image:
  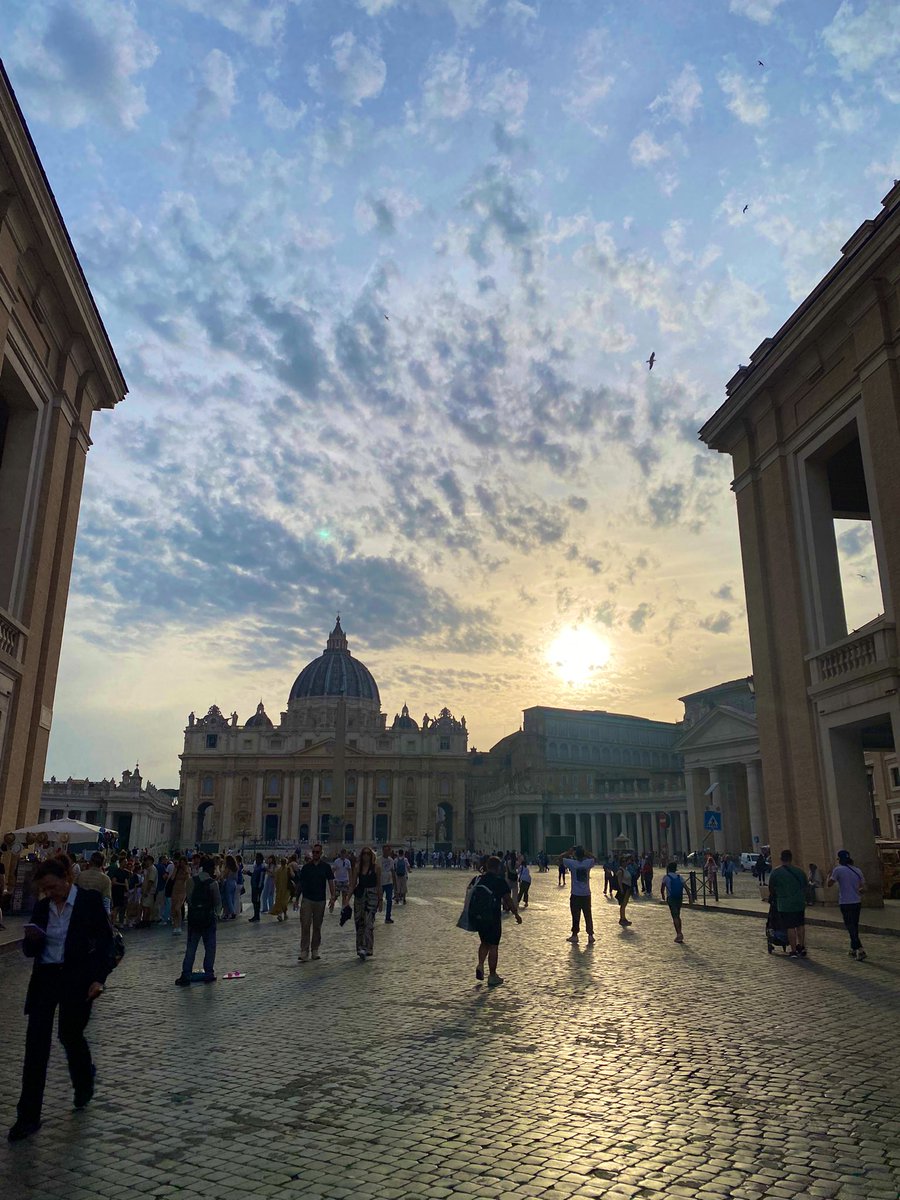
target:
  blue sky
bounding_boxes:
[3,0,896,787]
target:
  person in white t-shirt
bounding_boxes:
[561,846,595,944]
[331,851,352,911]
[827,849,867,961]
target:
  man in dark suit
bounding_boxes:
[8,856,113,1142]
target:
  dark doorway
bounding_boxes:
[196,801,213,844]
[263,814,279,841]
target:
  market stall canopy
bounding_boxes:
[7,818,117,839]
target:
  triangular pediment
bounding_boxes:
[675,705,758,752]
[292,738,366,758]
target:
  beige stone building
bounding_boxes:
[39,767,177,855]
[178,618,469,851]
[700,181,900,903]
[468,705,689,857]
[675,678,767,856]
[0,66,126,837]
[866,750,900,842]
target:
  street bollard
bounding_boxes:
[688,871,698,902]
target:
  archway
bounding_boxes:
[196,801,213,844]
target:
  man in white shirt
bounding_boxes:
[827,849,867,961]
[331,849,352,911]
[380,847,397,923]
[561,845,595,944]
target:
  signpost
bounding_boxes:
[703,810,722,832]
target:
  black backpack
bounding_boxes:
[467,877,497,926]
[187,878,216,929]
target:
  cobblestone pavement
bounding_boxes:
[2,869,899,1200]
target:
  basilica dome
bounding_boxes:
[289,617,380,705]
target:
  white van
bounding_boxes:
[739,852,760,871]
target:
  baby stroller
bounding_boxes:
[765,899,789,954]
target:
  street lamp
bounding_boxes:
[237,827,252,857]
[423,827,433,856]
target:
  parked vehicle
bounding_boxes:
[740,852,761,871]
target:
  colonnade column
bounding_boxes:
[291,774,302,841]
[708,765,725,854]
[354,774,364,844]
[744,759,765,851]
[253,776,263,842]
[309,776,320,845]
[685,768,706,852]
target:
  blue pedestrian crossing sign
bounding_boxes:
[703,810,722,831]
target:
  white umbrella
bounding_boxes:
[7,817,117,840]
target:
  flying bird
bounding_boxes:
[384,313,389,320]
[857,574,868,580]
[758,59,765,67]
[742,204,749,213]
[646,352,656,371]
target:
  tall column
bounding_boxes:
[221,774,235,847]
[253,776,263,841]
[650,812,659,854]
[685,768,706,851]
[290,774,301,841]
[354,773,364,844]
[679,809,689,856]
[391,773,402,845]
[605,812,613,857]
[309,775,320,845]
[744,759,766,851]
[708,766,725,854]
[635,812,645,855]
[280,775,291,843]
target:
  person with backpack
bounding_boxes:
[660,861,691,943]
[394,851,409,905]
[827,850,867,961]
[468,856,522,987]
[175,857,220,985]
[767,849,808,959]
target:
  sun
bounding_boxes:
[546,626,612,686]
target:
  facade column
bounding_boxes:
[605,812,613,857]
[290,774,301,842]
[679,809,689,856]
[708,766,725,854]
[635,812,645,855]
[280,774,291,843]
[253,776,263,842]
[650,812,659,855]
[744,759,766,851]
[309,775,320,845]
[391,773,402,846]
[685,768,706,851]
[353,773,364,844]
[535,808,545,855]
[221,773,235,847]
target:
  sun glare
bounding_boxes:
[546,627,612,686]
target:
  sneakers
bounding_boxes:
[203,975,217,983]
[7,1120,41,1143]
[566,935,579,943]
[487,973,504,987]
[385,917,394,923]
[587,935,596,944]
[475,966,485,981]
[248,916,260,923]
[298,953,309,962]
[856,949,867,962]
[849,949,857,959]
[174,976,191,987]
[619,918,632,926]
[311,954,321,961]
[674,934,684,943]
[357,950,367,961]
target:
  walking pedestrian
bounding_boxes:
[261,855,276,913]
[640,853,654,895]
[704,854,719,902]
[249,853,266,922]
[331,848,352,911]
[660,861,690,942]
[561,845,595,944]
[9,858,113,1142]
[175,856,220,985]
[394,851,409,904]
[169,853,190,935]
[108,853,130,928]
[616,857,633,927]
[380,846,396,923]
[221,855,239,920]
[827,850,866,961]
[467,856,522,986]
[296,843,335,962]
[517,857,531,907]
[270,857,292,922]
[139,854,158,926]
[767,850,808,959]
[350,847,382,960]
[722,855,736,896]
[557,857,566,887]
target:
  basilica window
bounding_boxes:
[322,774,332,797]
[439,737,450,750]
[439,777,451,796]
[405,776,416,795]
[301,775,312,798]
[346,774,356,797]
[206,735,218,749]
[239,776,250,798]
[376,775,390,796]
[266,773,280,795]
[201,776,214,797]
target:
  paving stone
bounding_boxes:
[0,870,898,1200]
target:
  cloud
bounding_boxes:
[728,0,785,22]
[259,91,306,130]
[823,1,900,103]
[700,611,734,634]
[313,32,387,106]
[629,130,670,167]
[649,64,702,126]
[718,68,769,126]
[628,602,655,633]
[562,27,615,136]
[176,0,288,47]
[354,187,423,235]
[713,583,735,601]
[198,49,238,119]
[8,0,158,130]
[421,48,473,122]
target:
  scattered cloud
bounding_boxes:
[649,64,702,126]
[176,0,289,46]
[717,67,769,126]
[728,0,785,22]
[8,0,158,130]
[700,611,734,634]
[312,31,387,106]
[562,27,615,136]
[823,1,900,103]
[258,91,306,130]
[628,602,655,632]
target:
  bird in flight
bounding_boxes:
[758,59,765,67]
[646,352,656,371]
[857,573,868,580]
[742,204,749,213]
[384,313,389,320]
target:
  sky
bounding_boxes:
[2,0,896,789]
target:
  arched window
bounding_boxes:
[266,773,280,795]
[405,776,416,795]
[377,775,390,796]
[548,741,557,758]
[201,775,214,797]
[239,776,250,797]
[301,774,312,798]
[322,774,332,797]
[346,773,356,797]
[298,823,309,842]
[559,743,568,759]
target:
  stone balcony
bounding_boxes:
[807,616,899,702]
[0,606,26,671]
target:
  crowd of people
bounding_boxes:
[5,836,872,1144]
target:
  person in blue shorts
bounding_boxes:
[660,861,691,943]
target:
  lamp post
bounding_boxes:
[238,827,252,857]
[423,827,432,857]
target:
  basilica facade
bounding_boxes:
[178,619,469,851]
